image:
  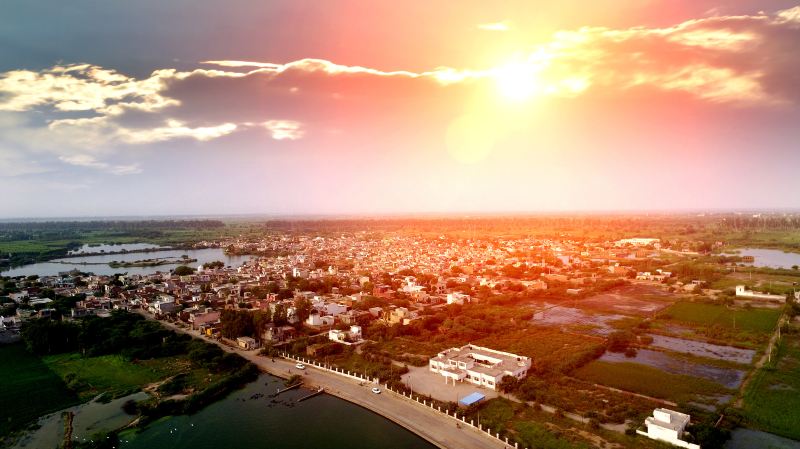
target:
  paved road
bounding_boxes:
[148,316,511,449]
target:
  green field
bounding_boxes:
[662,302,781,333]
[42,353,186,401]
[0,344,80,439]
[572,361,731,403]
[742,331,800,440]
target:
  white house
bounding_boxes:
[306,313,335,327]
[328,325,363,345]
[637,409,699,449]
[429,344,531,391]
[446,292,471,305]
[735,285,794,302]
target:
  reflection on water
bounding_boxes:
[648,335,755,365]
[13,392,148,449]
[738,248,800,269]
[600,349,745,389]
[725,428,800,449]
[120,374,435,449]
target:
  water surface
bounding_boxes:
[600,349,745,388]
[119,374,435,449]
[738,248,800,269]
[1,247,252,277]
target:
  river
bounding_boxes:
[0,246,253,277]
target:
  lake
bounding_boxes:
[737,248,800,269]
[0,246,253,277]
[117,374,435,449]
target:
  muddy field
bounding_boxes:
[577,284,676,316]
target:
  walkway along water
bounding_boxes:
[147,314,514,449]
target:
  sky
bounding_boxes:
[1,0,799,218]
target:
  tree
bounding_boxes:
[174,265,195,276]
[294,297,312,323]
[203,260,225,270]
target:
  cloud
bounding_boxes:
[477,22,510,32]
[0,3,798,174]
[0,64,178,114]
[59,154,142,175]
[263,120,304,140]
[0,148,51,177]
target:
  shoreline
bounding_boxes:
[149,317,509,449]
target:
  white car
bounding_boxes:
[295,363,306,370]
[371,387,381,394]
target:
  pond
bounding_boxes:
[600,349,746,389]
[117,374,435,449]
[13,391,149,449]
[725,428,800,449]
[531,304,626,336]
[648,335,756,365]
[737,248,800,269]
[1,247,253,277]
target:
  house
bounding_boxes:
[386,307,418,325]
[306,312,335,327]
[428,344,531,391]
[446,292,470,305]
[735,285,795,302]
[237,336,259,350]
[636,409,699,449]
[328,325,364,345]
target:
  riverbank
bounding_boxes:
[149,317,508,449]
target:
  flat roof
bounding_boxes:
[459,392,485,406]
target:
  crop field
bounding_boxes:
[0,344,80,438]
[742,331,800,440]
[661,302,781,333]
[572,360,732,404]
[42,353,182,401]
[474,328,605,373]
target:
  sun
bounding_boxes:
[493,58,542,102]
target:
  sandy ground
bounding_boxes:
[401,365,499,403]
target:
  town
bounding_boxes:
[3,216,800,449]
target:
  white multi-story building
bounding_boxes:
[637,409,699,449]
[428,344,531,390]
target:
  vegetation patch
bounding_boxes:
[42,353,179,401]
[742,329,800,440]
[663,302,780,333]
[0,344,80,440]
[573,360,731,403]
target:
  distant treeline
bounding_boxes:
[0,219,224,236]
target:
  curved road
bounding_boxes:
[149,316,511,449]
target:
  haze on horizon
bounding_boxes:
[1,0,799,218]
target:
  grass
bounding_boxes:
[572,360,732,403]
[474,328,605,373]
[742,331,800,440]
[0,344,80,439]
[42,353,181,401]
[662,302,781,333]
